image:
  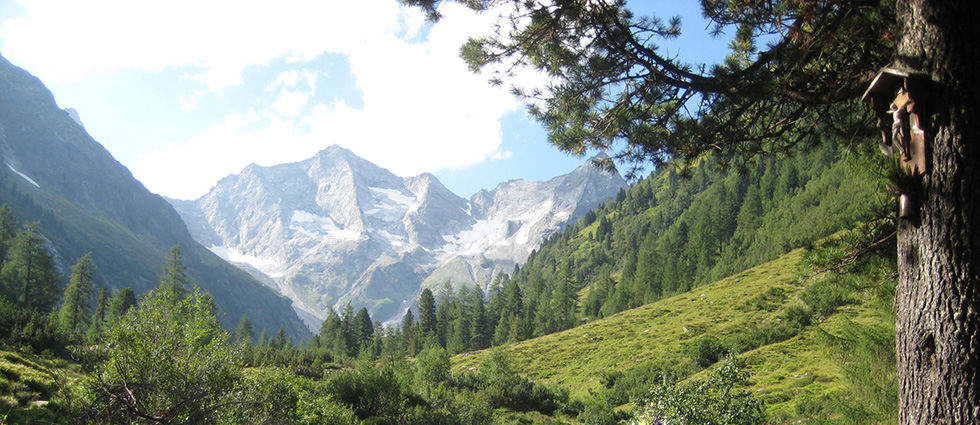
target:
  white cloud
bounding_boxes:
[269,69,320,93]
[1,0,404,89]
[491,150,513,160]
[3,0,532,200]
[272,91,310,118]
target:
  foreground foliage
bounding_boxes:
[78,286,241,424]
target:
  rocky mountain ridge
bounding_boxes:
[170,146,627,328]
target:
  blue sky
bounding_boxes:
[0,0,731,200]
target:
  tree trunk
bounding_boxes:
[895,0,980,423]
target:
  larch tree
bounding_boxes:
[3,222,59,312]
[235,314,254,346]
[0,204,16,277]
[59,253,95,334]
[404,0,978,422]
[159,245,190,300]
[89,285,110,336]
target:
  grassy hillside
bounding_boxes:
[0,350,80,424]
[454,241,897,423]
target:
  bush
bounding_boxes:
[600,362,672,407]
[0,299,71,355]
[800,279,851,317]
[415,346,450,386]
[630,356,765,425]
[467,350,569,414]
[685,335,727,368]
[80,287,244,424]
[782,304,813,329]
[578,396,617,425]
[327,363,415,421]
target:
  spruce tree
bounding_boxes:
[320,308,342,340]
[418,288,437,337]
[353,307,373,350]
[401,309,419,357]
[340,302,355,356]
[469,287,491,350]
[106,287,137,323]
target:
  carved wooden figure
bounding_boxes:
[862,68,930,177]
[863,69,932,220]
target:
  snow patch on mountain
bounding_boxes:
[6,163,40,188]
[440,219,500,256]
[209,245,285,278]
[369,187,420,211]
[290,210,362,241]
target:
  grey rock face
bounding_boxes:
[171,146,627,328]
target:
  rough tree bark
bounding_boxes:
[894,0,980,423]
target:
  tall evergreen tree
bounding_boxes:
[159,245,190,299]
[469,287,491,350]
[2,222,59,312]
[320,307,342,340]
[492,314,511,347]
[418,288,437,338]
[59,253,95,333]
[257,329,269,347]
[235,314,254,345]
[106,287,137,323]
[353,307,374,350]
[401,308,420,357]
[0,204,16,279]
[274,326,288,349]
[633,234,661,306]
[499,277,523,319]
[552,265,578,331]
[401,308,415,332]
[338,302,356,357]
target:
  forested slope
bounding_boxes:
[483,141,887,346]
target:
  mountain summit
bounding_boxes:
[171,147,627,327]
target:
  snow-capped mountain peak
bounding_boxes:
[170,146,627,328]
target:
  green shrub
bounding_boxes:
[578,396,617,425]
[80,287,244,424]
[415,346,451,386]
[631,356,765,425]
[782,304,813,329]
[601,362,672,407]
[800,279,851,317]
[327,364,414,421]
[685,335,727,368]
[462,350,569,414]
